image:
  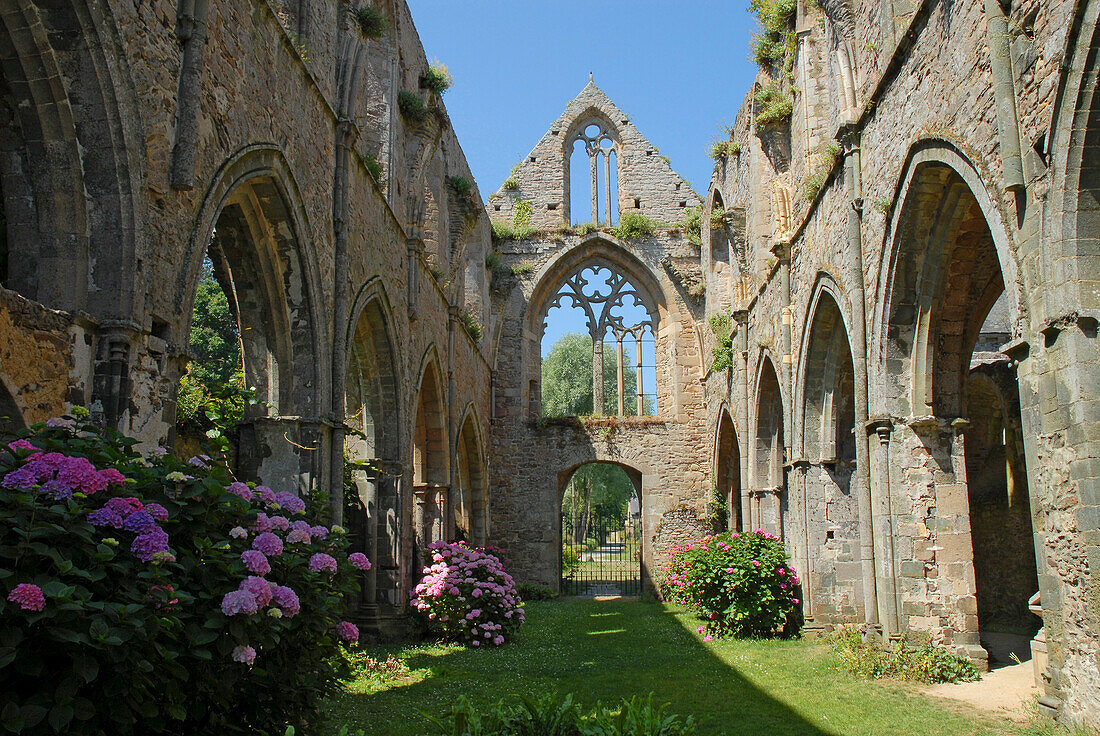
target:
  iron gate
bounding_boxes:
[561,512,642,596]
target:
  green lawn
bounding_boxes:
[323,598,1047,736]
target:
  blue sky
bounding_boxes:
[407,1,759,366]
[408,1,759,197]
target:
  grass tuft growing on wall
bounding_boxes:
[351,5,385,39]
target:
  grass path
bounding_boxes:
[324,599,1042,736]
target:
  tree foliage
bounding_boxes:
[541,333,648,417]
[562,463,636,526]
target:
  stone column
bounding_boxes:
[589,145,599,223]
[635,336,644,416]
[592,328,604,415]
[868,416,900,636]
[616,333,625,416]
[603,149,613,224]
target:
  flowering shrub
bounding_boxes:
[0,414,366,734]
[411,540,525,646]
[661,529,800,639]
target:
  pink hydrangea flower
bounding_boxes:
[274,492,305,514]
[254,485,277,506]
[238,576,273,607]
[227,482,252,501]
[310,525,329,541]
[336,621,359,643]
[7,583,45,612]
[240,550,271,576]
[99,468,127,487]
[271,586,299,617]
[308,553,337,574]
[348,552,372,570]
[7,439,35,452]
[269,516,290,532]
[287,528,311,545]
[231,645,256,665]
[252,532,283,557]
[252,513,273,534]
[220,589,258,616]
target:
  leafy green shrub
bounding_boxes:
[512,200,534,240]
[351,5,385,39]
[502,177,519,191]
[362,151,384,183]
[516,583,557,601]
[801,142,842,201]
[710,335,734,373]
[426,693,696,736]
[421,62,453,95]
[511,263,532,276]
[830,629,981,684]
[755,82,793,127]
[562,544,579,576]
[491,221,514,241]
[709,203,727,231]
[0,414,364,734]
[574,222,598,236]
[662,530,800,639]
[749,0,798,69]
[680,206,702,246]
[610,212,657,240]
[708,140,741,162]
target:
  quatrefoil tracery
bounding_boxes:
[546,265,654,343]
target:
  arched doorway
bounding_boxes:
[560,461,642,597]
[715,409,742,531]
[752,356,785,537]
[345,293,401,615]
[878,152,1038,666]
[453,411,488,545]
[413,356,447,558]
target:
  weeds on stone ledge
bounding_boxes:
[351,5,385,39]
[421,62,453,95]
[755,81,794,127]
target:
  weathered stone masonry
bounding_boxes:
[0,0,1097,728]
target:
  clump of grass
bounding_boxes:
[750,0,798,69]
[447,176,472,198]
[873,197,892,214]
[830,629,981,684]
[363,151,383,183]
[421,62,453,95]
[491,221,514,241]
[351,5,386,39]
[502,177,519,191]
[755,81,793,127]
[801,142,842,201]
[398,90,426,119]
[710,203,728,231]
[459,310,482,342]
[709,139,741,162]
[574,222,598,236]
[611,211,657,240]
[511,263,532,276]
[681,205,703,246]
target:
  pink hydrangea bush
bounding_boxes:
[411,540,525,646]
[0,414,368,734]
[662,530,801,639]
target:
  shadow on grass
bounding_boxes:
[324,599,839,736]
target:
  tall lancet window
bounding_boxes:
[568,123,618,226]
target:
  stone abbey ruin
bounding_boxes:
[0,0,1097,727]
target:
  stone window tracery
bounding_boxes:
[541,263,656,417]
[568,120,618,226]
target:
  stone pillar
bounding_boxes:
[235,416,330,497]
[735,310,752,534]
[592,329,604,415]
[603,150,613,224]
[589,145,599,223]
[635,336,644,416]
[868,416,900,636]
[792,459,814,621]
[616,333,625,416]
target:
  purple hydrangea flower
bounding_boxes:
[290,520,311,533]
[99,468,127,487]
[252,532,283,557]
[336,621,359,643]
[252,513,273,534]
[131,527,170,562]
[41,480,72,500]
[7,583,45,612]
[274,492,305,514]
[144,503,168,522]
[87,507,124,529]
[348,552,372,571]
[227,482,252,501]
[238,576,273,607]
[310,525,329,541]
[7,439,35,452]
[105,497,143,517]
[308,553,337,574]
[271,585,300,617]
[2,466,37,490]
[269,516,290,532]
[187,456,209,469]
[122,511,157,534]
[241,550,271,576]
[220,589,258,616]
[254,485,277,506]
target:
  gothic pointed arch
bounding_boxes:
[714,405,742,531]
[454,404,488,545]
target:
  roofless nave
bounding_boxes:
[0,0,1095,727]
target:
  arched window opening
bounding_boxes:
[453,414,488,545]
[413,360,447,557]
[753,358,785,537]
[802,293,856,470]
[174,174,318,486]
[344,298,401,614]
[715,411,742,532]
[540,264,657,417]
[568,121,618,226]
[560,461,641,596]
